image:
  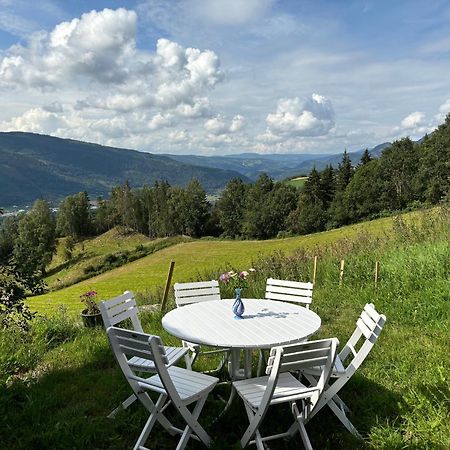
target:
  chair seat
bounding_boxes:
[139,366,219,403]
[301,355,346,378]
[128,346,189,372]
[234,372,319,409]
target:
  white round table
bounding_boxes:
[162,299,321,379]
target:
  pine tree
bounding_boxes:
[359,148,372,166]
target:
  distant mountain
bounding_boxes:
[0,132,250,207]
[163,142,391,181]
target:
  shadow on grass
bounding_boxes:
[45,253,92,278]
[0,348,429,450]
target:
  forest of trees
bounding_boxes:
[1,114,449,280]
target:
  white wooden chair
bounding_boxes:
[301,303,387,438]
[233,338,338,450]
[107,326,219,450]
[174,280,229,371]
[100,291,188,417]
[258,278,315,375]
[265,278,314,308]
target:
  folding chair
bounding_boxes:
[265,278,314,308]
[258,278,315,375]
[174,280,229,371]
[233,338,338,450]
[100,291,188,417]
[107,326,219,449]
[301,303,387,438]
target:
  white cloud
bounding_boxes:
[204,114,245,135]
[0,106,67,134]
[0,8,137,89]
[400,111,425,129]
[265,94,335,137]
[168,129,189,142]
[436,99,450,121]
[148,112,172,130]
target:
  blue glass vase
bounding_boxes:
[232,287,245,319]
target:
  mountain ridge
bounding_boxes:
[0,132,249,207]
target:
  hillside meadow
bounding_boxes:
[30,214,395,315]
[1,206,448,449]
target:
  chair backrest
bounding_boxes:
[174,280,221,307]
[107,326,185,407]
[100,291,143,333]
[107,326,169,386]
[267,338,338,396]
[265,278,313,308]
[339,303,386,377]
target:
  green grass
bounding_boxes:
[29,214,397,315]
[2,206,449,449]
[45,227,189,291]
[285,176,308,188]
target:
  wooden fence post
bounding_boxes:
[312,256,318,285]
[374,261,380,288]
[339,259,345,286]
[160,260,175,313]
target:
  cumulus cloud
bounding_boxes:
[265,94,335,137]
[400,111,425,129]
[436,99,450,121]
[0,106,68,134]
[204,114,245,135]
[0,8,136,88]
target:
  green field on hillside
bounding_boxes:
[29,215,395,314]
[285,176,308,188]
[45,228,188,291]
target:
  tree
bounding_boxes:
[216,178,248,237]
[110,181,138,230]
[344,159,384,221]
[288,168,327,234]
[328,151,354,226]
[378,138,420,210]
[56,191,92,238]
[183,178,209,237]
[359,148,372,167]
[92,197,115,234]
[13,199,56,275]
[319,165,335,208]
[0,214,20,264]
[242,173,274,239]
[416,115,450,203]
[0,264,42,330]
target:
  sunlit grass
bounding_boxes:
[30,214,398,315]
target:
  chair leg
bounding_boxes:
[176,395,208,450]
[138,391,177,436]
[133,393,168,450]
[107,393,137,418]
[328,398,362,439]
[241,402,270,449]
[292,402,313,450]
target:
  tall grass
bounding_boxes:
[1,206,448,449]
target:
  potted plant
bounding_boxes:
[80,290,103,327]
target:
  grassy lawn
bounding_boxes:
[2,206,449,449]
[29,215,395,315]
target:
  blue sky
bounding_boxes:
[0,0,449,155]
